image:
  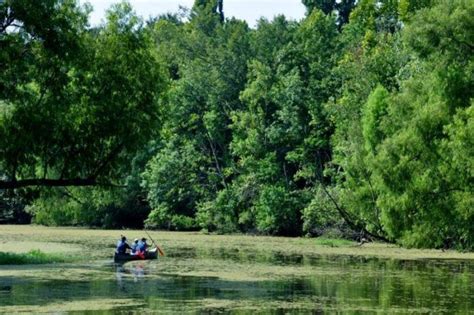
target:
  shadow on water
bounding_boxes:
[0,249,473,313]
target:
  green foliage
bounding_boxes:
[302,0,356,26]
[313,237,354,247]
[143,141,204,230]
[30,195,76,226]
[27,141,155,228]
[0,250,70,265]
[253,185,304,236]
[142,7,251,231]
[29,186,134,227]
[333,0,473,249]
[362,86,390,153]
[302,186,344,237]
[0,0,165,187]
[2,0,472,250]
[398,0,433,21]
[196,187,240,233]
[374,0,473,249]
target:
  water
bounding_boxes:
[0,248,473,314]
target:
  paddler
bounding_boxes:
[131,238,140,255]
[115,236,132,255]
[137,237,148,254]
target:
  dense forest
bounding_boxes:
[0,0,472,250]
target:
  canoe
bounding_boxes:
[114,248,158,263]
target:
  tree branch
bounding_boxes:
[1,16,15,33]
[89,141,126,179]
[0,178,126,190]
[62,187,85,205]
[320,183,391,243]
[206,131,227,189]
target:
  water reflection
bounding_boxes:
[0,249,473,313]
[115,262,146,284]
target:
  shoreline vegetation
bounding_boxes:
[0,225,473,265]
[0,1,472,312]
[1,0,472,251]
[0,250,72,265]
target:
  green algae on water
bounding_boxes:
[0,225,473,314]
[1,225,473,261]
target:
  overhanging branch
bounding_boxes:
[320,183,391,243]
[0,178,126,190]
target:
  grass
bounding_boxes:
[0,249,71,265]
[313,237,354,247]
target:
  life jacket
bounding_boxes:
[136,251,145,259]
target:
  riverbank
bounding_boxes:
[1,225,473,262]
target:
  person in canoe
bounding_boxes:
[138,237,148,252]
[131,238,140,255]
[139,236,165,256]
[116,236,132,255]
[134,237,148,259]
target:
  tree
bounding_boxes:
[202,11,342,236]
[334,0,473,248]
[142,6,251,230]
[0,1,166,190]
[326,0,415,241]
[370,0,473,249]
[302,0,356,27]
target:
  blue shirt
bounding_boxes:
[137,241,147,252]
[116,240,131,254]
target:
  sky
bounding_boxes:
[82,0,307,27]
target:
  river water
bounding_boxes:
[0,248,473,313]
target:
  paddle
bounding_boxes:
[144,230,165,256]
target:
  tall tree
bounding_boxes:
[333,0,473,248]
[302,0,356,26]
[142,6,251,230]
[0,1,165,190]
